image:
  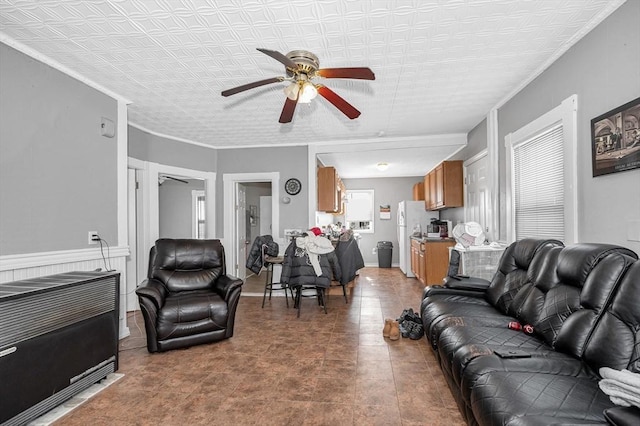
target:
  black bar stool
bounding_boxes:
[261,247,291,308]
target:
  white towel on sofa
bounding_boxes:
[599,367,640,408]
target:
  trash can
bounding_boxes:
[377,241,393,268]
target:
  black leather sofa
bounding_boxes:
[136,239,243,353]
[420,238,640,426]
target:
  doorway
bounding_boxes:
[240,182,273,280]
[223,172,280,278]
[127,158,216,312]
[158,174,205,239]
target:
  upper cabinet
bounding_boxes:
[317,166,345,213]
[412,181,425,201]
[423,160,463,210]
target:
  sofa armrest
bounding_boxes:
[604,407,640,426]
[422,284,488,300]
[443,276,491,291]
[135,278,167,311]
[213,274,244,301]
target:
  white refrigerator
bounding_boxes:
[397,200,433,277]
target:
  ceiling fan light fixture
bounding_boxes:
[376,162,389,171]
[298,81,318,103]
[283,82,299,100]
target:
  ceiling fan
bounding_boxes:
[221,48,375,123]
[158,175,189,185]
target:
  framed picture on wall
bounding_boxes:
[591,97,640,177]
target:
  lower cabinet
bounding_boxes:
[411,239,455,285]
[410,239,421,280]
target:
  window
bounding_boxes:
[192,190,206,239]
[506,95,578,244]
[345,189,374,233]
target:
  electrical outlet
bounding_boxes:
[88,231,99,245]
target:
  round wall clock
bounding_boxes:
[285,178,302,195]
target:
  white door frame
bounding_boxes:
[223,172,280,277]
[128,158,216,302]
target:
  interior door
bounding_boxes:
[465,154,490,235]
[259,196,272,236]
[235,183,247,279]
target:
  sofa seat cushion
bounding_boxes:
[456,345,589,406]
[501,415,609,425]
[438,325,548,360]
[470,371,613,426]
[157,290,228,340]
[437,325,547,379]
[423,296,518,350]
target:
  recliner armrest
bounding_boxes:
[135,278,167,311]
[443,276,491,291]
[422,284,488,300]
[213,274,244,301]
[604,406,640,426]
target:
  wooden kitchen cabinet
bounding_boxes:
[424,160,463,210]
[317,166,345,213]
[422,173,435,210]
[413,181,425,201]
[419,245,426,284]
[423,240,455,285]
[410,239,421,279]
[411,238,455,285]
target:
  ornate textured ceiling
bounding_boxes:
[0,0,624,177]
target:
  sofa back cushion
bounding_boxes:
[566,257,639,373]
[150,239,225,292]
[485,239,563,314]
[507,245,563,322]
[524,244,636,348]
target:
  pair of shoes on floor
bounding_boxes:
[397,307,421,325]
[399,320,425,340]
[383,318,400,341]
[397,308,424,340]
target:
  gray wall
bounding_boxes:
[441,118,488,227]
[128,126,217,172]
[450,117,487,162]
[216,145,308,239]
[158,179,204,238]
[0,43,118,255]
[342,176,420,265]
[497,1,640,252]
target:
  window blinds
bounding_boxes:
[513,125,564,242]
[345,191,373,221]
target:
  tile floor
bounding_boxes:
[54,267,465,425]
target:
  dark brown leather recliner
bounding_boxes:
[135,239,243,353]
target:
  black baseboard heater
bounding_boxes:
[0,271,120,426]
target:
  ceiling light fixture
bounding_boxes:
[376,162,389,171]
[284,80,317,104]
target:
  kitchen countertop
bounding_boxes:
[410,235,455,242]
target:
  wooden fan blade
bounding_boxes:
[257,48,298,70]
[316,67,375,80]
[279,96,298,123]
[221,77,282,97]
[317,85,361,119]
